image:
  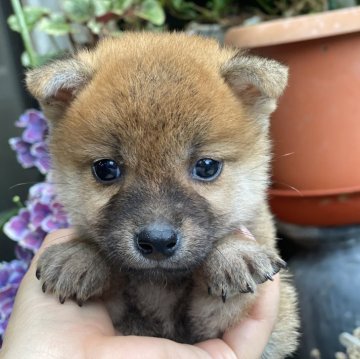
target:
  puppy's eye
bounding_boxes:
[192,158,222,181]
[92,159,121,184]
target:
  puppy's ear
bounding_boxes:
[26,56,94,123]
[221,52,288,125]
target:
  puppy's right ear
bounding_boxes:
[26,56,94,123]
[221,52,288,128]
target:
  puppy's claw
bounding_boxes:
[273,259,287,275]
[59,296,65,304]
[265,273,274,281]
[35,269,41,280]
[221,289,227,303]
[246,283,254,293]
[77,300,83,307]
[42,282,47,293]
[208,286,212,296]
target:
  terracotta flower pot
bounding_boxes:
[225,7,360,226]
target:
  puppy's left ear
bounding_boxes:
[26,55,94,124]
[221,53,288,125]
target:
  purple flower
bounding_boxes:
[20,111,48,144]
[1,182,69,346]
[3,209,30,241]
[4,182,70,254]
[9,138,35,169]
[1,109,70,347]
[31,142,51,174]
[9,110,51,174]
[14,246,33,264]
[0,260,28,345]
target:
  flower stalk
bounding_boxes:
[10,0,38,67]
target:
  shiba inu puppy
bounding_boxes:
[27,32,299,357]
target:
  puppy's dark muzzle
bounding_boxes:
[135,222,179,260]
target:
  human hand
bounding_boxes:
[0,229,280,359]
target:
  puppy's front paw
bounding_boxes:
[202,237,286,302]
[36,240,110,306]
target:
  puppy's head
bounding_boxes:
[27,33,287,276]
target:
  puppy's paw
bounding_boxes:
[202,238,286,302]
[36,240,110,306]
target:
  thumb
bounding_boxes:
[88,335,212,359]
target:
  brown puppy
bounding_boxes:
[27,33,299,357]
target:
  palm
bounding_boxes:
[1,230,279,359]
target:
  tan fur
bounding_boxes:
[28,32,299,357]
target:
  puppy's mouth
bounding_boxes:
[123,254,205,274]
[121,264,195,282]
[111,243,209,277]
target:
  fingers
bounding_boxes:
[88,335,212,359]
[1,229,115,357]
[196,274,280,359]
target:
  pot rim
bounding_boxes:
[225,6,360,48]
[269,185,360,198]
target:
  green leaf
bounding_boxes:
[87,19,103,34]
[93,0,113,17]
[7,15,19,32]
[210,0,230,15]
[21,51,31,67]
[7,6,49,33]
[112,0,134,15]
[136,0,165,25]
[169,0,183,10]
[38,14,73,36]
[63,0,94,22]
[167,0,198,19]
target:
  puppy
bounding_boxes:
[27,33,299,357]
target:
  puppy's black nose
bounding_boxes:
[136,223,179,259]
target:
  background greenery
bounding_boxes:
[7,0,359,68]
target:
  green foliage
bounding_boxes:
[8,0,170,68]
[38,14,73,36]
[136,0,165,25]
[8,0,359,68]
[112,0,134,15]
[63,0,94,22]
[166,0,231,22]
[7,6,49,32]
[253,0,357,17]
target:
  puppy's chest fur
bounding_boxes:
[106,274,247,343]
[107,276,194,342]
